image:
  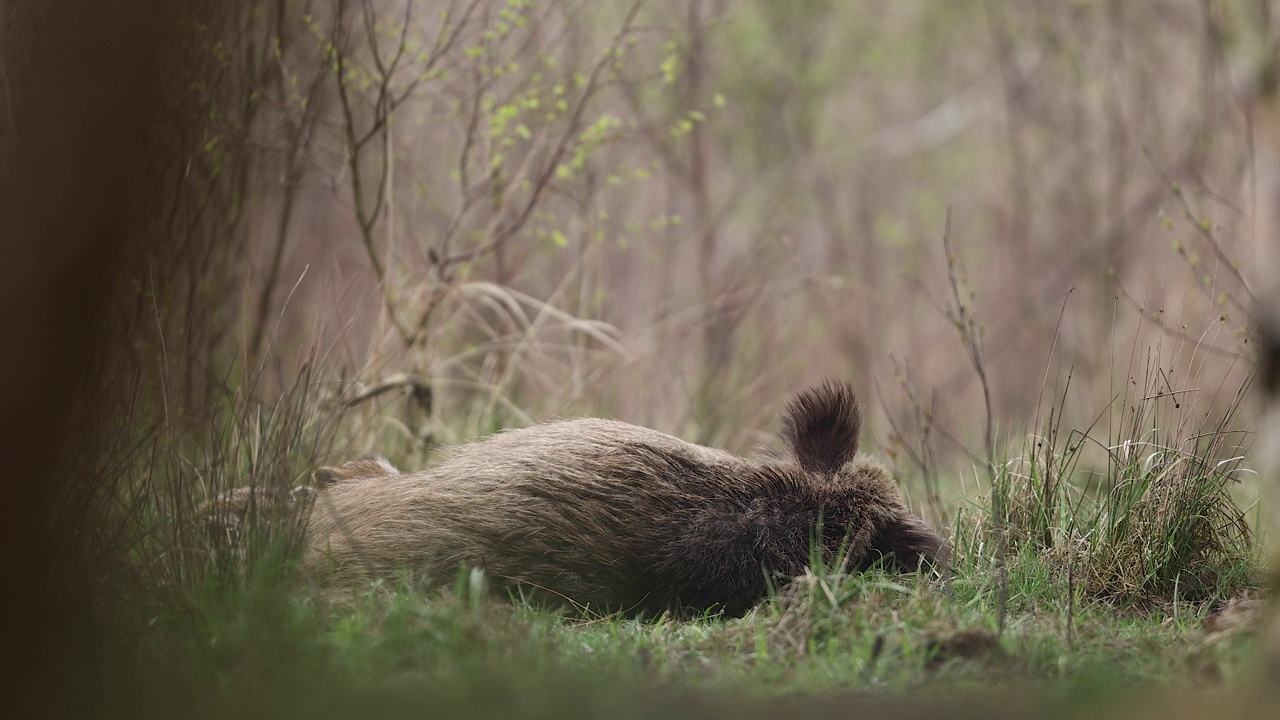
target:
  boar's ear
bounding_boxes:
[864,513,950,572]
[313,467,342,486]
[780,380,863,475]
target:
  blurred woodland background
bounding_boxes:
[152,0,1259,445]
[140,0,1265,487]
[4,0,1280,717]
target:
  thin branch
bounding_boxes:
[341,372,432,409]
[1143,144,1257,308]
[1113,282,1249,359]
[332,0,383,277]
[436,0,648,269]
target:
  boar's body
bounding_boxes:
[302,383,944,616]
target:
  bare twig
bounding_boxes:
[1143,144,1258,313]
[248,8,331,361]
[933,207,1007,635]
[1112,282,1246,358]
[340,372,433,410]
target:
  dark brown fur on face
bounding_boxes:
[302,381,948,616]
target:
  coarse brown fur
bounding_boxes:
[197,485,316,539]
[302,381,947,616]
[313,455,402,486]
[193,457,401,546]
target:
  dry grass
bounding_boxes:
[956,339,1258,606]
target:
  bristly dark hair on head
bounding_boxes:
[779,380,863,475]
[863,514,950,572]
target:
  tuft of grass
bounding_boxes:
[961,348,1259,606]
[95,356,342,649]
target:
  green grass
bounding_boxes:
[128,426,1268,700]
[110,541,1265,720]
[93,349,1270,718]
